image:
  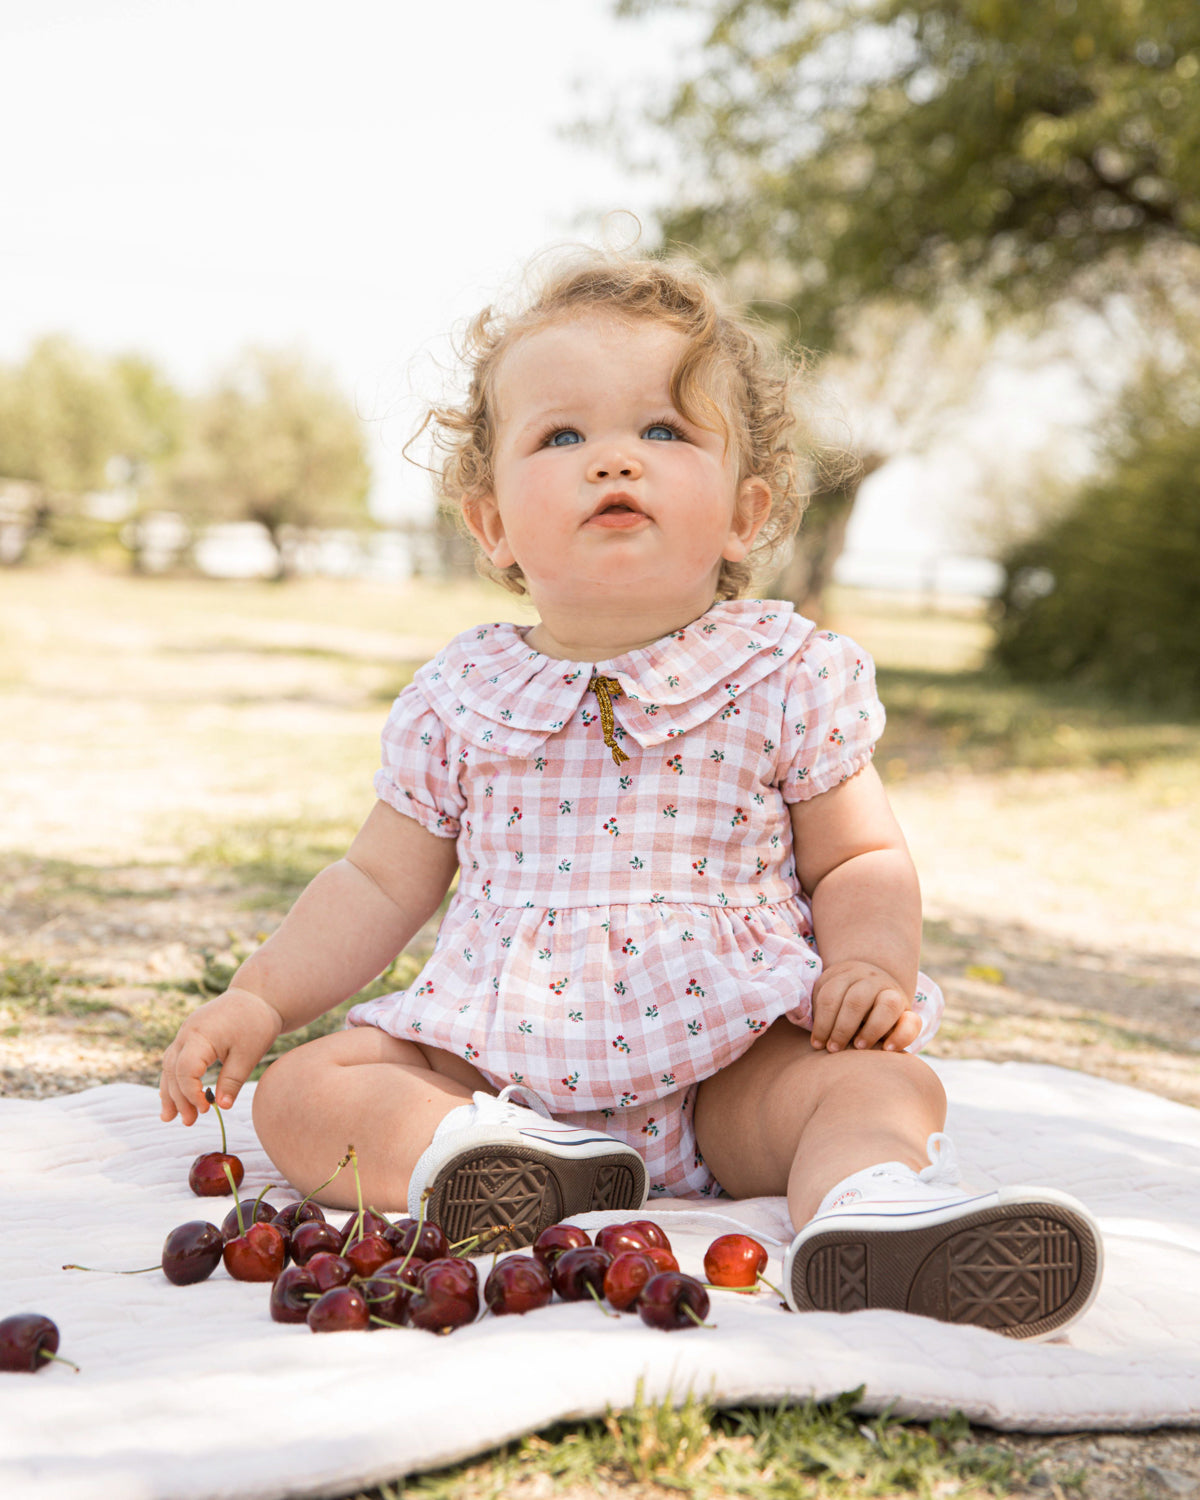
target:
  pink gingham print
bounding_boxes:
[349,599,944,1129]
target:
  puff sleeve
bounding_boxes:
[776,630,886,803]
[373,684,465,839]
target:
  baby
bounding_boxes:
[160,249,1101,1338]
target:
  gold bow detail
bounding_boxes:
[589,674,630,768]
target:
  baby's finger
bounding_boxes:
[880,1010,924,1052]
[809,976,851,1048]
[852,989,908,1050]
[823,981,877,1053]
[163,1034,217,1125]
[214,1044,259,1111]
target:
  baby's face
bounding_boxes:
[464,313,767,624]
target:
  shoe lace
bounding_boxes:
[485,1083,553,1122]
[918,1131,961,1187]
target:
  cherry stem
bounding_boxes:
[448,1223,512,1256]
[395,1190,428,1281]
[42,1349,81,1373]
[297,1149,353,1210]
[63,1262,160,1275]
[347,1145,365,1245]
[369,1314,405,1330]
[585,1282,619,1319]
[757,1274,785,1299]
[224,1162,245,1237]
[252,1181,275,1218]
[204,1086,229,1154]
[681,1302,716,1329]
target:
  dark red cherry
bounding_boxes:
[384,1219,449,1262]
[550,1245,611,1302]
[603,1251,659,1311]
[342,1233,394,1278]
[306,1252,354,1292]
[646,1246,680,1274]
[273,1200,326,1235]
[637,1272,711,1330]
[307,1285,369,1333]
[484,1255,553,1316]
[532,1223,591,1271]
[0,1314,70,1373]
[290,1220,345,1265]
[270,1265,318,1323]
[220,1199,277,1244]
[161,1220,225,1285]
[188,1151,244,1197]
[407,1257,479,1333]
[361,1258,418,1326]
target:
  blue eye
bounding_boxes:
[644,423,682,441]
[546,428,582,447]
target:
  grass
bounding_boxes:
[341,1384,1041,1500]
[2,563,1196,1497]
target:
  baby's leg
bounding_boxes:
[252,1026,490,1210]
[693,1017,946,1230]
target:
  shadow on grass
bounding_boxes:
[877,664,1200,775]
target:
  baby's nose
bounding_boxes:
[587,450,643,482]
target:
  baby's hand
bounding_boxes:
[158,987,284,1126]
[810,960,922,1054]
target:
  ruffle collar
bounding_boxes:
[415,600,814,755]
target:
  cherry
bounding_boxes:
[273,1200,326,1235]
[626,1219,672,1252]
[646,1246,680,1275]
[161,1220,225,1285]
[220,1199,278,1245]
[361,1259,419,1326]
[223,1221,286,1282]
[188,1089,244,1197]
[603,1251,659,1312]
[290,1220,345,1265]
[0,1314,78,1373]
[532,1223,591,1271]
[595,1224,652,1257]
[384,1218,449,1263]
[342,1232,394,1279]
[407,1257,479,1333]
[703,1233,769,1291]
[551,1245,612,1302]
[270,1265,319,1323]
[306,1252,354,1292]
[307,1285,369,1333]
[637,1272,712,1331]
[484,1255,553,1316]
[64,1220,224,1287]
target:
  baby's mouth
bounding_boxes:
[588,493,647,527]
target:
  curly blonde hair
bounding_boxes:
[423,248,814,601]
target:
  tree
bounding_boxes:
[992,349,1200,710]
[0,337,181,564]
[611,0,1200,611]
[169,349,372,580]
[621,0,1200,341]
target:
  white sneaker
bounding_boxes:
[783,1134,1103,1340]
[408,1084,649,1249]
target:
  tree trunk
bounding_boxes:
[768,483,858,622]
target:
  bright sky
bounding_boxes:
[0,0,695,520]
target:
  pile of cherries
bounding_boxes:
[7,1093,775,1370]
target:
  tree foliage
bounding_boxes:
[168,349,372,579]
[622,0,1200,346]
[992,351,1200,711]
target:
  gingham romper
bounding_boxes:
[348,599,944,1198]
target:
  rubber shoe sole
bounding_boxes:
[785,1189,1102,1340]
[424,1143,648,1251]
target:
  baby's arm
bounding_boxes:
[158,801,458,1124]
[790,763,923,1053]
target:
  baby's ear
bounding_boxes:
[461,491,516,570]
[723,476,772,562]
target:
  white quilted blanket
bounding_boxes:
[2,1058,1198,1500]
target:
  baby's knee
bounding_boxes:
[251,1043,312,1143]
[877,1048,947,1119]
